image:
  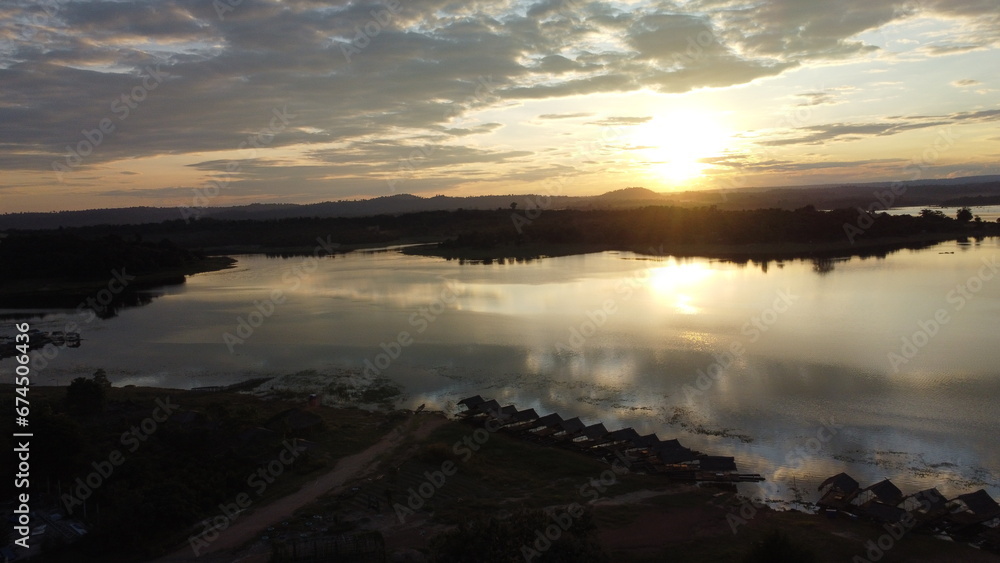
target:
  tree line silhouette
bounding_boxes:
[2,205,996,283]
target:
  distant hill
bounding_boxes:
[594,187,662,200]
[3,175,1000,230]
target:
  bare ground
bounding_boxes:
[151,413,448,563]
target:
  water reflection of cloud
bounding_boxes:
[26,244,1000,505]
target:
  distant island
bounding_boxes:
[406,205,999,262]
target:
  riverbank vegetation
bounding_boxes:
[0,377,405,561]
[2,205,996,308]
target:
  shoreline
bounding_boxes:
[9,382,999,562]
[4,230,994,307]
[156,230,1000,270]
[0,255,237,306]
[402,230,998,263]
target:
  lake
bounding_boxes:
[3,238,999,505]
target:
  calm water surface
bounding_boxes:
[4,239,999,504]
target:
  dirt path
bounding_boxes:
[152,413,448,563]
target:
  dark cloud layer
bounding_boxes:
[0,0,998,201]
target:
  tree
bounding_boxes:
[510,202,518,211]
[93,368,112,389]
[66,377,107,415]
[956,207,973,222]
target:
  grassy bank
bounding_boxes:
[264,415,999,562]
[0,382,408,562]
[5,383,996,562]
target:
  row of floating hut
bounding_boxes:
[0,329,80,358]
[456,395,763,484]
[818,472,1000,550]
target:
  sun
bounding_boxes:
[630,110,731,185]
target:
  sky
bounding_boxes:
[0,0,999,213]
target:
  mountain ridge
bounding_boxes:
[3,175,1000,230]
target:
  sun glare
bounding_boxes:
[630,110,731,185]
[647,261,714,314]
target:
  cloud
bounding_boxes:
[0,0,980,172]
[1,0,999,209]
[759,122,943,146]
[538,112,594,120]
[585,116,652,126]
[95,186,196,198]
[758,108,1000,147]
[950,109,1000,122]
[534,54,582,74]
[698,0,893,60]
[922,43,986,56]
[442,122,505,136]
[952,79,982,87]
[795,92,839,106]
[702,154,908,174]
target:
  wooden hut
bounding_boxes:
[851,479,903,509]
[817,472,860,509]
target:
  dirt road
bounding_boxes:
[151,413,448,563]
